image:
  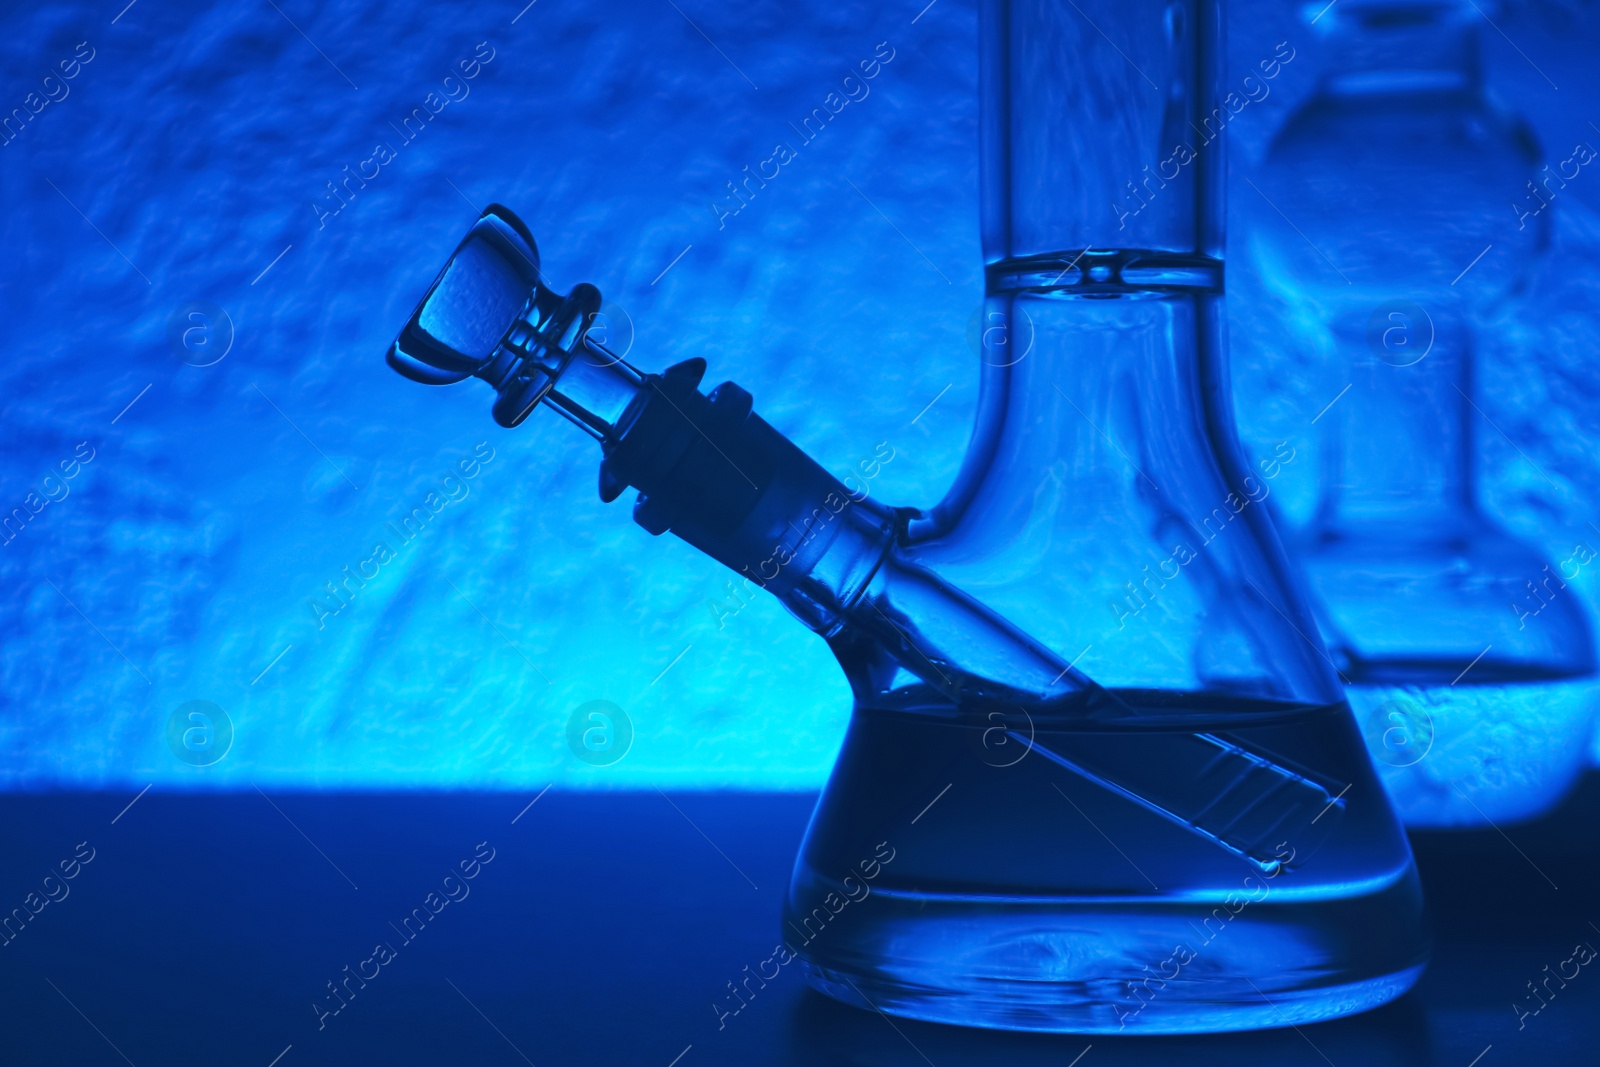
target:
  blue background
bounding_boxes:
[2,0,1598,788]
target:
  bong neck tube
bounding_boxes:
[930,0,1231,539]
[980,0,1223,265]
[920,0,1339,702]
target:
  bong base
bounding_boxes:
[786,695,1430,1034]
[795,883,1427,1034]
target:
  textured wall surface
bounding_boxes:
[0,0,1595,788]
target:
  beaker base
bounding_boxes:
[792,882,1428,1033]
[789,692,1430,1032]
[801,958,1425,1033]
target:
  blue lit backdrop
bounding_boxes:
[1,0,1596,787]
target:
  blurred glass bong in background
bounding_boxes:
[384,0,1428,1033]
[1246,0,1598,826]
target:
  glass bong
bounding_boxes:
[1245,0,1598,826]
[383,0,1427,1032]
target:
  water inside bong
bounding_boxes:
[785,686,1428,1032]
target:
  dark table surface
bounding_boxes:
[2,776,1598,1066]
